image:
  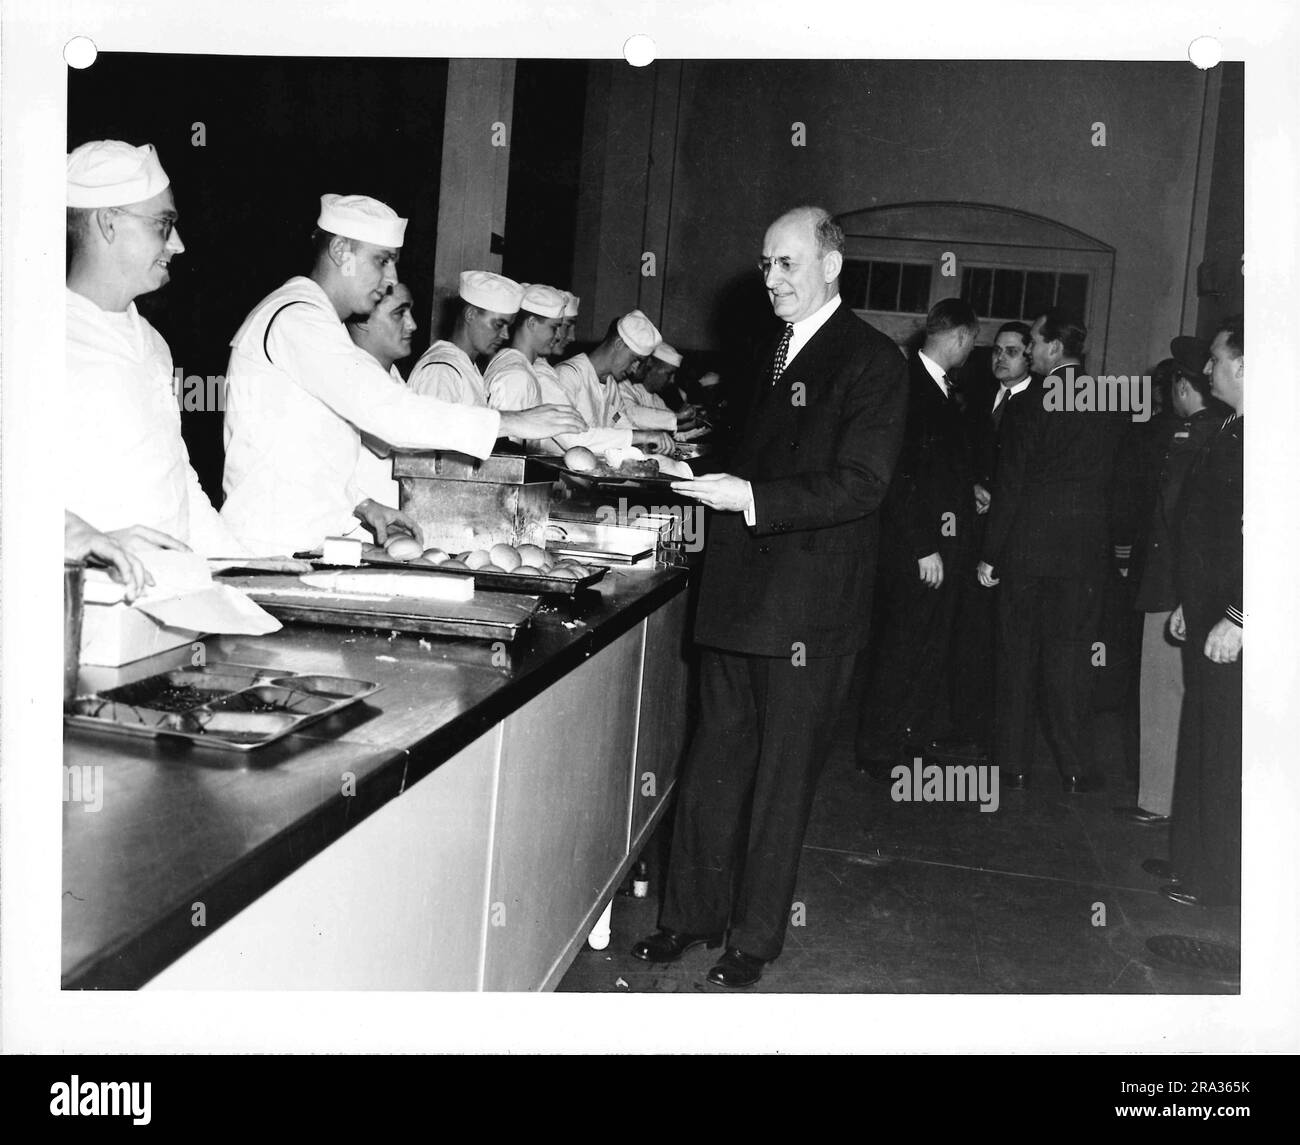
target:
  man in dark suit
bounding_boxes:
[977,308,1123,792]
[944,321,1037,751]
[855,298,978,775]
[630,205,907,987]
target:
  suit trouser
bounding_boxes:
[1170,632,1242,906]
[1137,610,1184,816]
[995,573,1102,779]
[856,553,966,757]
[661,647,855,961]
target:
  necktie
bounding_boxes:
[769,323,794,385]
[992,389,1008,430]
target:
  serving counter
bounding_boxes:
[62,564,693,991]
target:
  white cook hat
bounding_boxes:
[520,284,567,319]
[318,193,407,247]
[617,309,661,356]
[652,342,682,367]
[67,140,171,208]
[459,270,524,314]
[562,292,580,319]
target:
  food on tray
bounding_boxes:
[464,549,493,569]
[421,548,449,564]
[490,543,523,571]
[384,535,423,561]
[516,543,548,568]
[562,445,600,472]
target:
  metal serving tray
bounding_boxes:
[297,548,609,595]
[220,574,541,641]
[64,662,381,752]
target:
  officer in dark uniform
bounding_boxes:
[1161,314,1244,908]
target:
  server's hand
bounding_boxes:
[974,483,991,515]
[354,499,423,548]
[633,430,675,454]
[500,404,588,440]
[107,523,190,556]
[918,552,944,588]
[65,512,154,602]
[1203,617,1242,663]
[977,560,999,588]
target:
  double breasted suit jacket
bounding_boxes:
[693,303,909,659]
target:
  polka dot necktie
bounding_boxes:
[769,323,794,385]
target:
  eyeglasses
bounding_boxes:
[757,256,799,276]
[112,209,179,241]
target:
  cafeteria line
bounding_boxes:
[62,140,715,990]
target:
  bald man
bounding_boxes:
[633,206,907,987]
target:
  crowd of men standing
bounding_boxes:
[850,297,1244,915]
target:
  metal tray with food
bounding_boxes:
[528,455,684,490]
[218,573,542,641]
[64,662,381,752]
[296,544,608,595]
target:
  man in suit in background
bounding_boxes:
[978,308,1123,792]
[631,205,907,987]
[943,321,1037,753]
[855,298,978,776]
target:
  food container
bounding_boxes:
[393,451,555,556]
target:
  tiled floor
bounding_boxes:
[558,716,1240,994]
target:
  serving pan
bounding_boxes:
[64,662,380,752]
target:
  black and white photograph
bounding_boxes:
[1,0,1296,1069]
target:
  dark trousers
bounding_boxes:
[995,573,1103,779]
[661,648,855,961]
[855,552,966,758]
[1170,627,1242,906]
[949,562,996,744]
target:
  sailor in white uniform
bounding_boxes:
[64,139,250,558]
[345,282,418,509]
[550,310,674,455]
[221,198,584,555]
[408,271,523,406]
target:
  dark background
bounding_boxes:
[69,54,588,499]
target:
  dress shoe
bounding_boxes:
[630,928,722,963]
[1142,857,1180,881]
[705,946,768,988]
[1001,770,1029,791]
[1113,806,1172,825]
[1061,774,1102,794]
[1161,883,1202,907]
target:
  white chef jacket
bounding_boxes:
[64,288,249,557]
[615,380,677,431]
[483,347,542,409]
[408,340,487,405]
[352,364,407,508]
[542,354,635,456]
[222,277,499,555]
